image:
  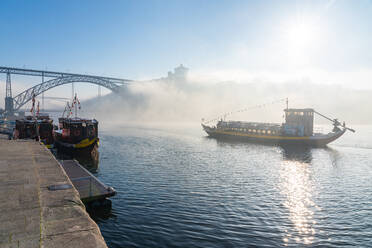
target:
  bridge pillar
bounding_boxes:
[5,72,14,115]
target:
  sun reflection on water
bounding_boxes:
[280,157,318,246]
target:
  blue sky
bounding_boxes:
[1,0,372,107]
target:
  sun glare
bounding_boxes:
[282,18,322,61]
[288,23,315,48]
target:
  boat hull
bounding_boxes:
[202,124,346,147]
[54,137,99,156]
[54,137,99,168]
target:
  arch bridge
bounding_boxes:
[0,66,133,113]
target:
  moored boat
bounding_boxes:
[13,114,54,148]
[202,105,355,147]
[54,94,99,167]
[54,117,99,155]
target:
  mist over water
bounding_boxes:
[83,74,372,247]
[84,77,372,126]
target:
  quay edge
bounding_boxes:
[0,137,107,248]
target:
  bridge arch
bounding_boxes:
[13,75,127,111]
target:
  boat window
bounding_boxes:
[267,130,271,134]
[262,130,266,134]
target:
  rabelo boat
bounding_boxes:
[202,99,355,147]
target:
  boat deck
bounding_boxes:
[59,160,116,203]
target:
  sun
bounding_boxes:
[287,22,317,50]
[280,18,323,62]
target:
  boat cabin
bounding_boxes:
[14,115,54,145]
[284,108,314,136]
[57,118,98,143]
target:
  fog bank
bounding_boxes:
[83,78,372,126]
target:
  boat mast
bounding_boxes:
[74,94,77,118]
[286,98,288,111]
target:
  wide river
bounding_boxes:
[90,124,372,247]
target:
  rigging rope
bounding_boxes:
[202,98,287,124]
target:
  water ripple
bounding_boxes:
[91,125,372,248]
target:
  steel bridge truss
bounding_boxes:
[0,66,133,113]
[13,75,128,111]
[0,66,130,84]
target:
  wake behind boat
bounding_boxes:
[202,102,355,147]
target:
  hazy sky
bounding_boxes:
[0,0,371,107]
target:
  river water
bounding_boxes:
[90,124,372,247]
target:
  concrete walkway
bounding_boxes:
[0,139,107,248]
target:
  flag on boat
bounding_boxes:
[72,94,81,110]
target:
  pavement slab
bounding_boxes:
[0,139,107,248]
